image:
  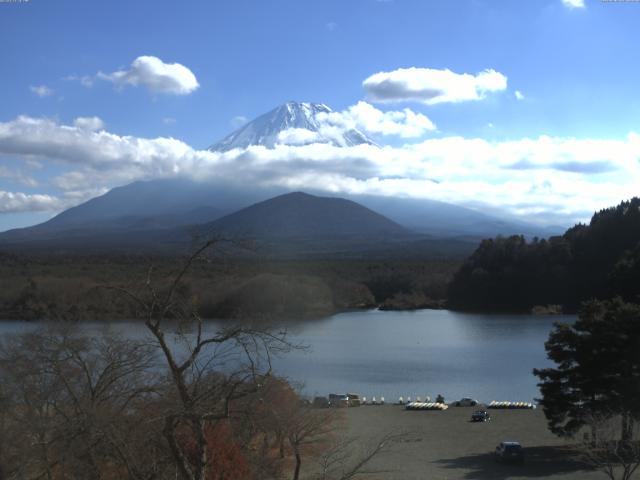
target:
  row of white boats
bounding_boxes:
[405,402,449,411]
[488,401,536,409]
[353,396,536,409]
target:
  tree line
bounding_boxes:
[448,197,640,312]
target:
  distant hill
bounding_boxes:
[193,192,446,258]
[204,192,409,239]
[448,197,640,313]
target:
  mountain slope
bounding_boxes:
[0,178,557,252]
[196,192,478,259]
[208,101,375,151]
[203,191,409,239]
[350,194,561,238]
[0,179,279,242]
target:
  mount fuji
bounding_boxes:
[209,101,375,151]
[0,101,560,254]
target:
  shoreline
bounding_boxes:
[0,304,573,323]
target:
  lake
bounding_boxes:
[0,309,573,404]
[273,309,573,403]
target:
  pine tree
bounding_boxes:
[534,298,640,440]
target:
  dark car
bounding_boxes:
[454,397,478,407]
[495,441,524,463]
[471,410,491,422]
[328,393,349,408]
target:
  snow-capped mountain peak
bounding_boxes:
[208,101,376,152]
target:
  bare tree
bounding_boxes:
[107,240,296,480]
[580,411,640,480]
[0,325,165,480]
[285,407,337,480]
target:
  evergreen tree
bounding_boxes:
[534,298,640,441]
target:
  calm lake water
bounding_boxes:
[0,309,574,404]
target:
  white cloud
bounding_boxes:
[73,116,105,131]
[0,115,194,177]
[277,128,321,145]
[515,90,525,101]
[0,191,62,213]
[363,67,508,105]
[562,0,585,8]
[317,101,436,138]
[98,56,199,95]
[163,117,176,125]
[29,85,54,98]
[0,114,638,225]
[231,115,248,128]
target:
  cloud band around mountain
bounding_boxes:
[0,114,638,226]
[316,101,436,138]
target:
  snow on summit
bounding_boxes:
[208,101,376,152]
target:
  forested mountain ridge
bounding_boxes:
[448,197,640,312]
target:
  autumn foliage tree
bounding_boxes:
[179,422,253,480]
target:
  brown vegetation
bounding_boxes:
[0,252,458,321]
[0,243,407,479]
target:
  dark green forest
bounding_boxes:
[448,197,640,313]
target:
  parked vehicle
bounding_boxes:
[471,410,491,422]
[312,396,329,408]
[495,441,524,463]
[347,393,361,407]
[454,397,478,407]
[328,393,349,408]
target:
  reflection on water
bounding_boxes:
[272,309,574,403]
[0,309,574,403]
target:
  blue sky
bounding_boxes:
[1,0,640,230]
